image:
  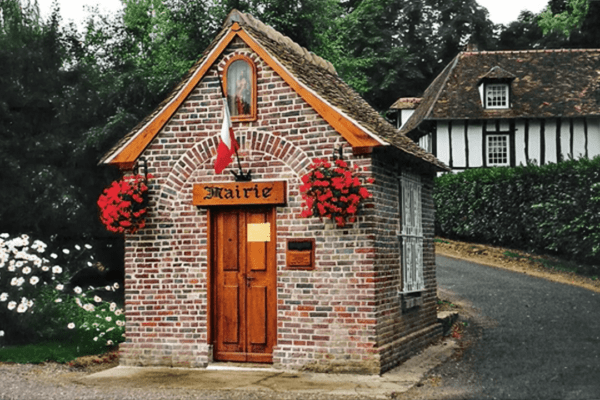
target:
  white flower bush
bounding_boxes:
[0,233,125,350]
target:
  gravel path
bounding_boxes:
[0,362,380,400]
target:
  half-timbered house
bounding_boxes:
[100,10,448,373]
[395,49,600,172]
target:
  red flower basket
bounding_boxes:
[299,158,374,228]
[97,174,153,234]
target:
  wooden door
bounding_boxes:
[211,206,277,363]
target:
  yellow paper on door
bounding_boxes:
[247,223,271,242]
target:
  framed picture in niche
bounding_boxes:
[224,55,256,121]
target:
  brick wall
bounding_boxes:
[370,150,442,373]
[118,37,439,373]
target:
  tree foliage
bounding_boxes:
[496,10,568,50]
[434,157,600,264]
[538,0,590,35]
[1,1,92,238]
[318,0,496,110]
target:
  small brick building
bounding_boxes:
[100,10,448,374]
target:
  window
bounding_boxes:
[400,171,424,293]
[223,55,257,121]
[485,83,509,109]
[487,134,510,166]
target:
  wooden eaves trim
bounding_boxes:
[105,22,384,168]
[234,28,385,151]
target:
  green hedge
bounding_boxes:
[434,157,600,264]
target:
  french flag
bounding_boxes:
[214,98,239,174]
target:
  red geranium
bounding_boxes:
[97,174,153,234]
[299,158,374,227]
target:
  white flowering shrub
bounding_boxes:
[36,283,126,350]
[0,233,125,351]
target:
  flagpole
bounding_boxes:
[218,80,251,181]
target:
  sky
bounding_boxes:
[37,0,550,29]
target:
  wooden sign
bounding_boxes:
[193,181,287,206]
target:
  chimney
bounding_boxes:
[466,43,479,52]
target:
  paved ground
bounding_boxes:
[0,337,457,400]
[433,255,600,400]
[75,338,457,399]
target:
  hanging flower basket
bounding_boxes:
[299,158,374,228]
[97,174,153,234]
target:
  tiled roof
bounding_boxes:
[100,10,447,171]
[390,97,422,110]
[400,49,600,135]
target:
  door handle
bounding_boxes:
[246,275,255,287]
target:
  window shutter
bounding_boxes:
[400,171,424,292]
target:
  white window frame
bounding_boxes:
[485,83,509,109]
[418,133,432,153]
[399,171,424,293]
[486,134,510,166]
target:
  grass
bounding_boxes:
[503,250,599,279]
[0,341,105,364]
[503,250,527,261]
[437,298,459,312]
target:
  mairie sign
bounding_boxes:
[193,181,287,206]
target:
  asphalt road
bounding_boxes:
[436,255,600,400]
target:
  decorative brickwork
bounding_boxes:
[112,30,441,374]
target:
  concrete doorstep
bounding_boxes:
[82,337,458,399]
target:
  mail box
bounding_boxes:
[286,239,315,270]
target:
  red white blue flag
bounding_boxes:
[214,98,239,174]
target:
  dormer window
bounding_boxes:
[485,83,509,109]
[223,55,257,121]
[478,66,515,110]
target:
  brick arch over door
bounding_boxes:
[156,131,312,216]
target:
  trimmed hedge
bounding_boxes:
[434,157,600,264]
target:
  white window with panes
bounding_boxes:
[400,171,424,293]
[485,83,509,109]
[487,134,510,166]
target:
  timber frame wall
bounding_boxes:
[430,117,600,171]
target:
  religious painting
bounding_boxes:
[226,59,254,119]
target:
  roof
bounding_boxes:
[390,97,422,110]
[100,10,446,171]
[400,49,600,136]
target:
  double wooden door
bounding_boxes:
[210,207,277,363]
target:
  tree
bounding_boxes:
[0,0,127,275]
[538,0,590,35]
[496,0,599,49]
[322,0,496,110]
[0,0,86,239]
[497,10,567,50]
[555,0,600,48]
[212,0,343,54]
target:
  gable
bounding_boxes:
[100,21,383,169]
[100,11,446,171]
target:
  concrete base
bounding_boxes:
[83,338,458,399]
